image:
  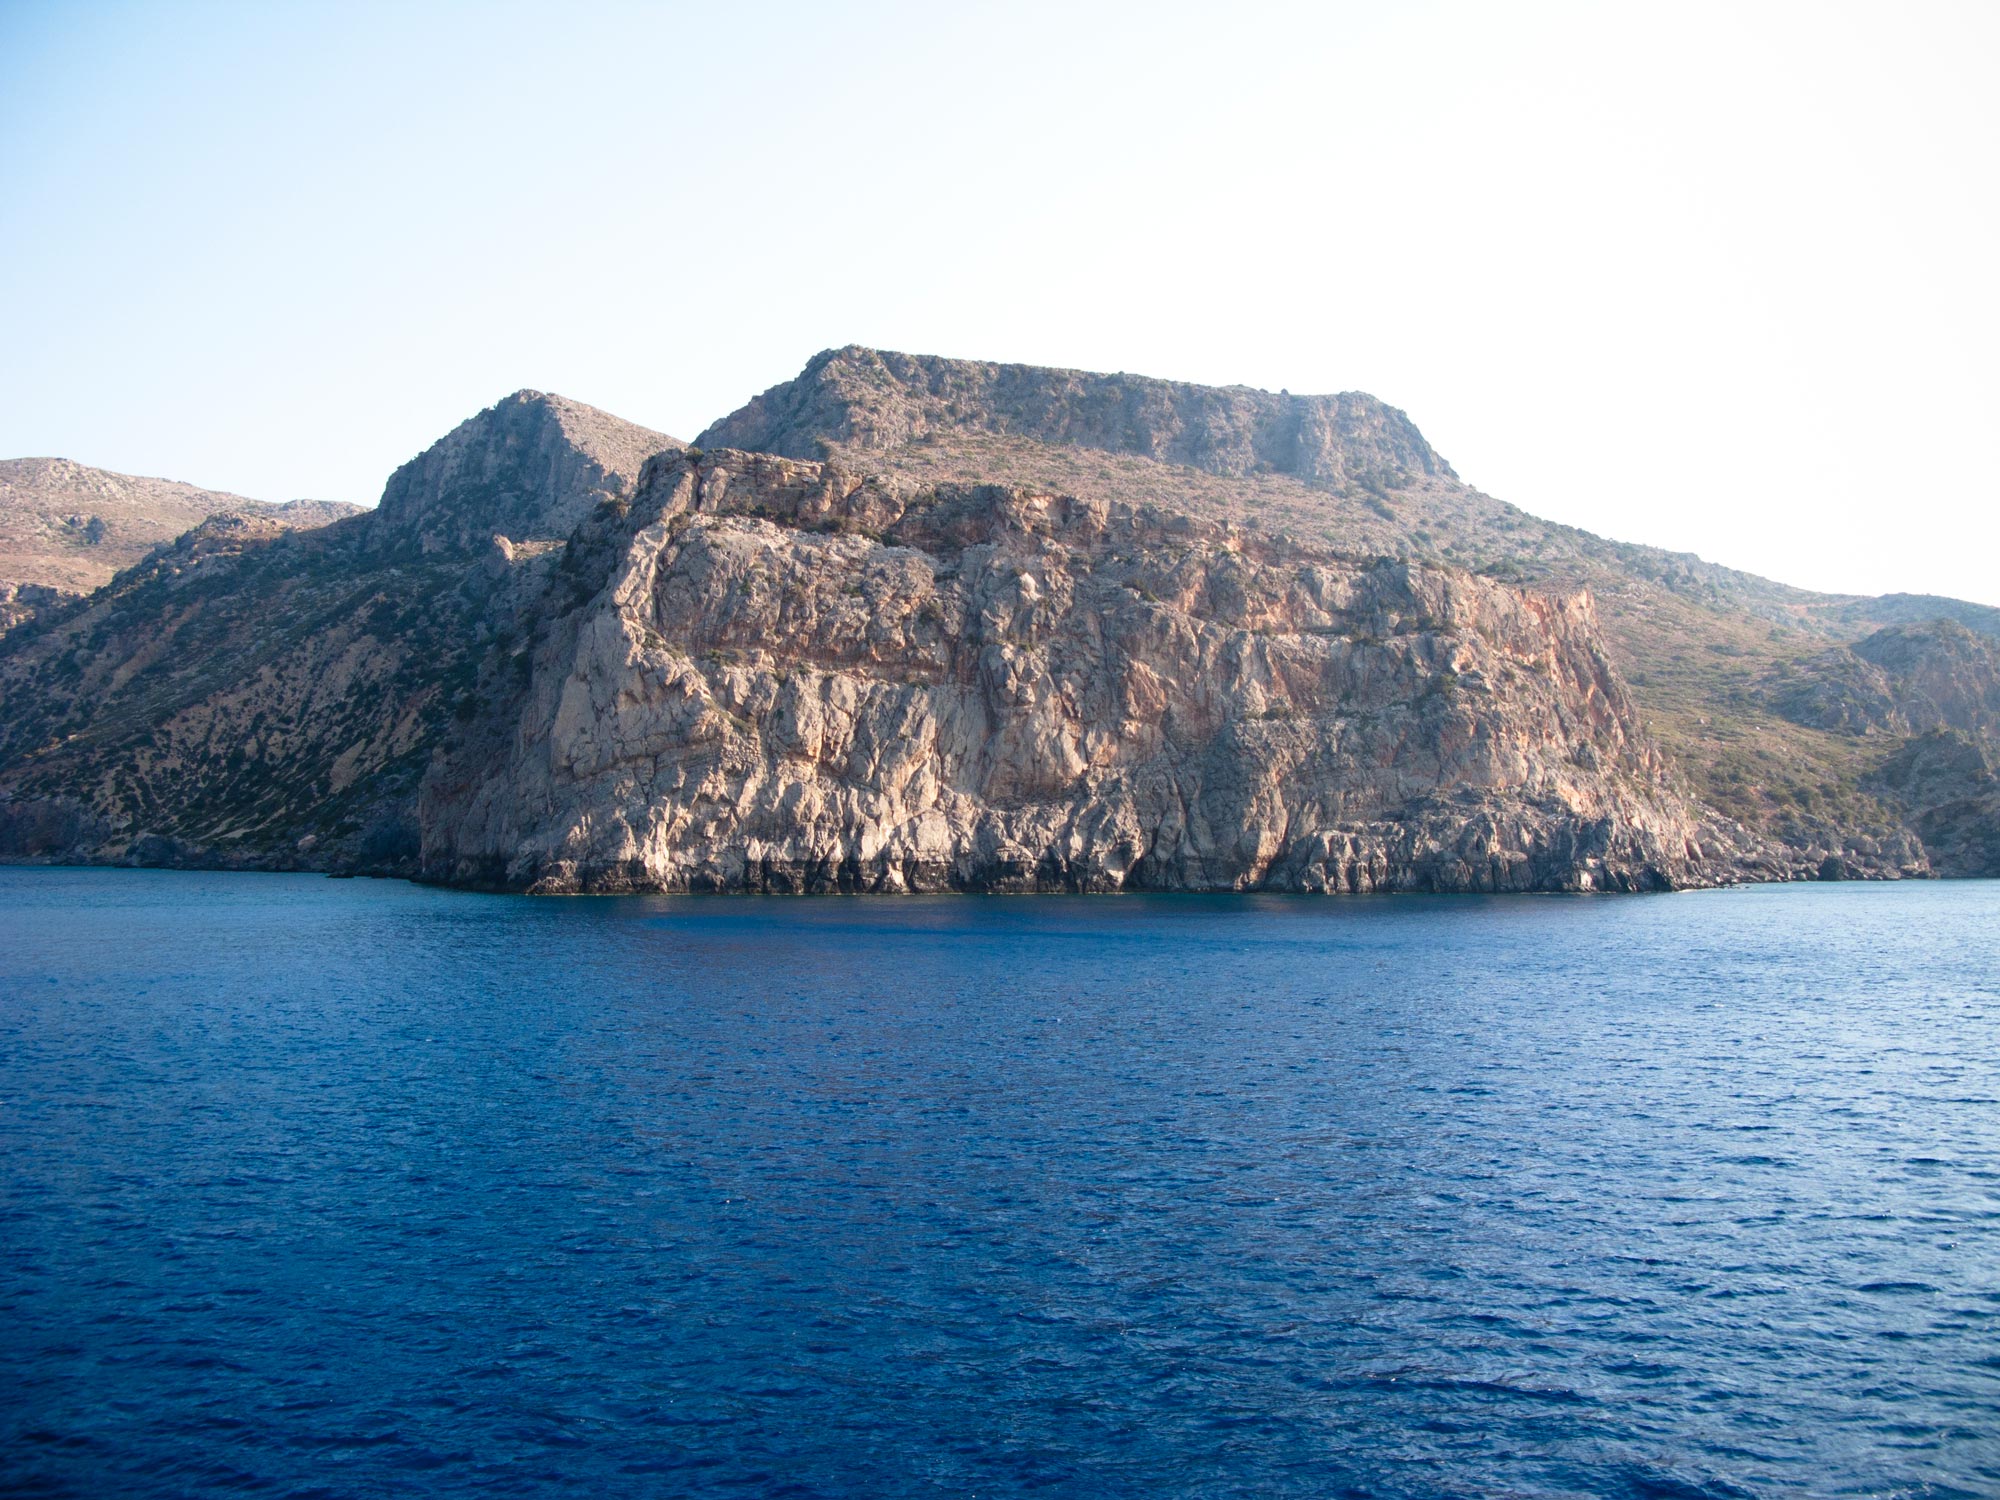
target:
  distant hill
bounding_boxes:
[0,457,360,632]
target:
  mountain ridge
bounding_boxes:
[0,349,1993,884]
[699,345,1456,489]
[0,456,361,635]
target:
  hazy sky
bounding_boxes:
[2,0,1994,603]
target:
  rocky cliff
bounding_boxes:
[418,448,1714,893]
[696,348,1992,881]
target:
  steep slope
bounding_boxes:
[1870,731,2000,877]
[702,348,1996,874]
[0,457,357,632]
[0,393,675,871]
[419,449,1722,893]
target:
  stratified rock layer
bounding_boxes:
[420,450,1713,893]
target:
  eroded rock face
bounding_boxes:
[420,451,1713,894]
[691,348,1997,878]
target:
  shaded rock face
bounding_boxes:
[1850,621,2000,736]
[0,583,77,637]
[699,346,1454,490]
[372,390,672,555]
[0,394,676,874]
[420,450,1710,895]
[1764,621,2000,738]
[1870,731,2000,878]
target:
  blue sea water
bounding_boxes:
[0,871,1996,1499]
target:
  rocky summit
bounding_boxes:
[1,349,1995,889]
[0,393,671,873]
[698,346,1453,491]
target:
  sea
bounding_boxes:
[1,868,1995,1499]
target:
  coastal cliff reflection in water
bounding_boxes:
[1,871,1996,1498]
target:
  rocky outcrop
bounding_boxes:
[1761,647,1909,736]
[1762,620,2000,738]
[1850,621,2000,735]
[700,346,1454,491]
[419,449,1715,894]
[371,390,671,555]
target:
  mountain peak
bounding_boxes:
[697,345,1454,487]
[372,391,679,551]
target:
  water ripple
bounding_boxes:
[1,871,1997,1498]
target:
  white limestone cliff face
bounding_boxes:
[420,450,1716,893]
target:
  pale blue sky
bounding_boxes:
[2,0,1995,603]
